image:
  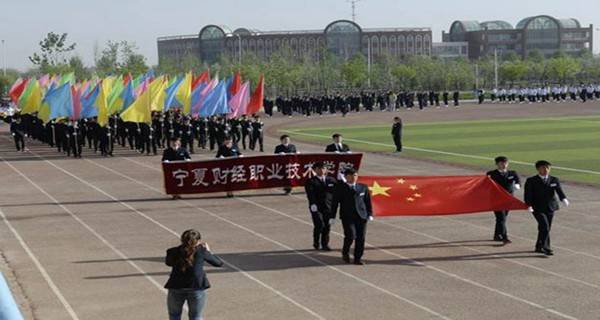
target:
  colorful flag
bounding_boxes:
[120,85,152,124]
[199,80,229,117]
[227,81,250,119]
[359,176,528,216]
[81,84,100,118]
[19,80,42,114]
[71,85,82,120]
[164,76,183,111]
[149,76,167,112]
[46,83,73,120]
[246,74,264,115]
[191,77,217,116]
[9,78,27,103]
[175,72,192,114]
[120,80,135,112]
[229,71,241,96]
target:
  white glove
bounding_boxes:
[528,206,534,213]
[562,199,570,207]
[310,204,318,213]
[368,216,374,221]
[329,219,336,226]
[514,184,521,190]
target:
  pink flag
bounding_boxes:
[135,78,150,97]
[227,81,250,119]
[38,74,50,88]
[195,77,218,115]
[71,86,82,120]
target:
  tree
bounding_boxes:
[392,64,417,90]
[341,54,367,88]
[546,56,581,84]
[499,60,528,85]
[95,40,148,76]
[29,32,77,73]
[68,56,91,80]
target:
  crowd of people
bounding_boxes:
[478,84,600,104]
[266,89,462,117]
[1,110,266,157]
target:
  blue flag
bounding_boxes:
[120,80,135,112]
[200,80,229,117]
[164,77,184,111]
[81,84,100,118]
[46,83,73,120]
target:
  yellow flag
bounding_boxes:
[175,72,192,114]
[21,81,42,114]
[120,86,151,124]
[38,101,51,123]
[97,77,114,127]
[150,76,167,112]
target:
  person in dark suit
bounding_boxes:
[305,162,337,251]
[391,117,403,153]
[215,136,242,197]
[162,138,191,200]
[274,135,298,195]
[331,168,373,265]
[325,133,350,153]
[487,156,521,244]
[524,160,569,256]
[10,116,25,152]
[165,229,223,320]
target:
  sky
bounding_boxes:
[1,0,599,71]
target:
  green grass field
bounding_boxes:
[282,116,600,185]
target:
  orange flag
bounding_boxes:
[360,176,528,216]
[246,74,264,115]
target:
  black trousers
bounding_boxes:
[310,212,330,248]
[13,135,24,151]
[493,210,509,239]
[393,136,402,152]
[533,211,554,250]
[342,219,367,261]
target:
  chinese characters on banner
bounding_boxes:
[162,153,363,194]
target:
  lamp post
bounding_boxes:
[235,34,242,65]
[1,39,6,77]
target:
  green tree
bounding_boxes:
[341,54,367,88]
[29,32,77,73]
[546,56,581,84]
[500,61,528,85]
[68,56,91,80]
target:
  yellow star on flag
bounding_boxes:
[396,178,406,184]
[406,197,415,202]
[413,193,422,198]
[369,181,392,197]
[409,185,419,191]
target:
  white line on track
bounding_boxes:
[0,207,80,320]
[120,156,578,320]
[282,131,600,176]
[10,149,326,320]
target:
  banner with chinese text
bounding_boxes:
[162,153,363,194]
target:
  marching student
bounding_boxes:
[274,134,298,195]
[304,162,336,251]
[486,156,521,244]
[10,116,25,152]
[165,229,223,320]
[391,117,403,153]
[524,160,569,256]
[331,168,373,265]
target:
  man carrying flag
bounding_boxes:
[524,160,569,256]
[487,156,521,244]
[331,168,373,265]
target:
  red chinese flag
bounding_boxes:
[9,78,28,103]
[246,74,264,115]
[360,176,528,216]
[192,70,210,89]
[229,71,241,96]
